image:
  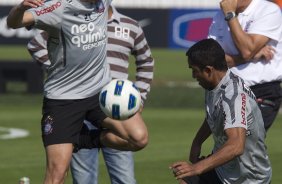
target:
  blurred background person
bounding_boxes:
[208,0,282,131]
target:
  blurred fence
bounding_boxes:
[0,61,44,94]
[112,0,219,8]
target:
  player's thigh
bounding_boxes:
[102,112,148,140]
[45,143,73,172]
[41,98,87,146]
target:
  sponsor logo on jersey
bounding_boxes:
[241,93,246,125]
[35,2,62,16]
[70,22,107,50]
[244,20,254,32]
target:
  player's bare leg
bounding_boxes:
[44,143,73,184]
[101,112,148,151]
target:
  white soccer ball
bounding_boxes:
[99,79,141,120]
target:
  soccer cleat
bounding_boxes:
[73,124,103,153]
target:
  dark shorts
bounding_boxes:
[183,169,222,184]
[41,93,107,147]
[250,81,282,131]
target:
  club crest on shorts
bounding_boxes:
[42,115,54,135]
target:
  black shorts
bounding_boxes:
[41,93,107,147]
[183,169,222,184]
[250,81,282,130]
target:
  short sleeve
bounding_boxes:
[27,0,63,30]
[207,11,222,39]
[247,5,282,41]
[223,92,248,130]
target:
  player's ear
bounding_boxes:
[203,66,214,76]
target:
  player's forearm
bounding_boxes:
[225,54,246,67]
[192,119,211,146]
[228,18,257,61]
[220,0,260,60]
[7,0,43,28]
[135,57,154,103]
[7,5,27,28]
[194,139,244,174]
[134,78,152,104]
[194,127,246,174]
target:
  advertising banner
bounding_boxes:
[118,8,169,47]
[0,6,220,49]
[168,9,218,49]
[0,6,168,47]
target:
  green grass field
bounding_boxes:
[0,46,281,183]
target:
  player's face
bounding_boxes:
[189,64,213,90]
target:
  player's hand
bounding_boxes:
[253,45,275,62]
[170,161,199,180]
[178,179,187,184]
[220,0,237,15]
[19,0,44,10]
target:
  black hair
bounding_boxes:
[186,38,227,71]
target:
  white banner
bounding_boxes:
[1,0,219,8]
[112,0,219,8]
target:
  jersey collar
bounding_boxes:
[108,5,121,24]
[239,0,259,16]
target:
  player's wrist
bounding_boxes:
[224,12,237,21]
[17,3,28,11]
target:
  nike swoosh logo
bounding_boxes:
[138,18,152,28]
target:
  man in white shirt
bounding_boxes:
[208,0,282,131]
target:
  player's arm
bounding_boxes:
[226,44,275,67]
[133,26,154,105]
[220,0,270,61]
[171,127,246,180]
[27,31,51,69]
[227,19,269,61]
[189,118,211,163]
[6,0,43,29]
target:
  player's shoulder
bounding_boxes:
[221,72,242,96]
[260,0,280,9]
[223,72,255,101]
[255,0,281,14]
[118,13,140,28]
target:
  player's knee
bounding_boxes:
[131,131,148,151]
[47,163,68,182]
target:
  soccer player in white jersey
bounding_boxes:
[208,0,282,131]
[7,1,149,183]
[27,5,154,184]
[170,39,271,184]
